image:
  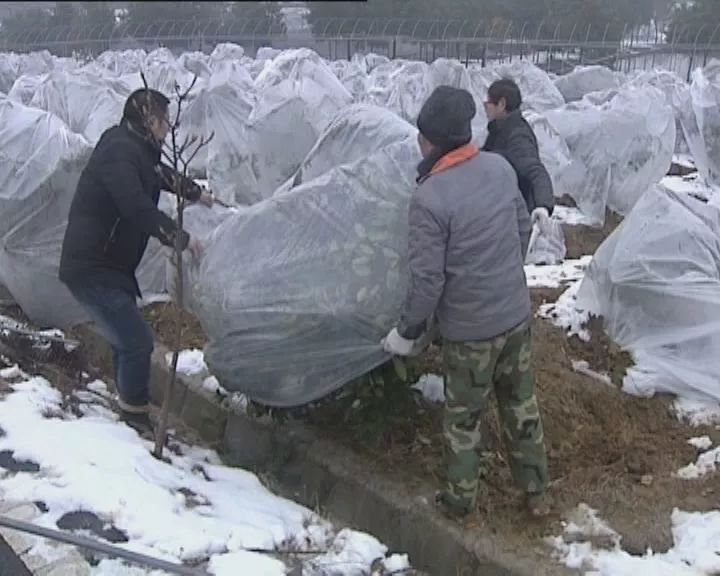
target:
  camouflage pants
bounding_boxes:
[442,320,548,513]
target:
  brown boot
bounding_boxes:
[524,492,551,519]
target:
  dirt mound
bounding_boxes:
[562,210,624,259]
[143,302,207,350]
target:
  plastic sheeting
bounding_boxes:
[545,85,675,224]
[178,62,256,203]
[0,96,92,328]
[7,74,47,106]
[628,69,690,155]
[95,49,147,75]
[367,59,489,145]
[524,110,573,194]
[29,71,127,144]
[554,66,623,103]
[288,104,423,188]
[494,61,565,112]
[188,106,419,406]
[678,61,720,187]
[526,219,566,265]
[576,185,720,404]
[235,50,353,202]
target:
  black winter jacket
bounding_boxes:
[59,119,202,297]
[483,110,555,215]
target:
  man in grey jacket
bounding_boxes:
[383,86,549,519]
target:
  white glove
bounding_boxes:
[382,328,415,356]
[531,208,551,234]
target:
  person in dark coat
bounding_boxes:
[59,88,213,433]
[483,78,555,231]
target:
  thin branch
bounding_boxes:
[183,131,215,169]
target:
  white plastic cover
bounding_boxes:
[545,85,675,224]
[95,49,147,76]
[0,96,92,328]
[210,43,245,67]
[576,185,720,404]
[678,61,720,186]
[178,62,256,203]
[29,71,126,144]
[0,51,61,93]
[187,106,419,406]
[523,110,573,194]
[554,65,623,103]
[7,73,47,105]
[525,219,566,265]
[177,52,211,79]
[628,68,690,154]
[367,59,489,144]
[240,51,352,202]
[494,60,565,112]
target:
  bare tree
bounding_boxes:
[135,73,214,459]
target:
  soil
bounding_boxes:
[562,208,625,260]
[143,302,207,350]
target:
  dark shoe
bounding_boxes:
[524,492,551,519]
[120,411,155,438]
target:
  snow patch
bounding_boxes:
[165,349,207,376]
[571,360,613,386]
[661,174,720,202]
[676,447,720,480]
[525,256,592,289]
[551,505,720,575]
[553,206,597,227]
[0,376,409,573]
[202,376,226,396]
[688,436,713,451]
[674,397,720,427]
[208,550,285,576]
[537,280,591,341]
[412,374,445,403]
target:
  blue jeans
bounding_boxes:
[67,282,153,408]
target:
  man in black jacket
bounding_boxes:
[483,79,555,231]
[59,88,213,433]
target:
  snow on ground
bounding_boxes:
[550,504,720,576]
[676,441,720,479]
[537,280,591,341]
[673,153,696,171]
[553,206,597,227]
[412,374,445,403]
[688,436,713,451]
[525,256,592,289]
[0,367,410,575]
[571,361,612,386]
[674,397,720,427]
[166,349,207,376]
[661,174,720,203]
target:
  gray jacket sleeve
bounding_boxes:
[505,131,555,215]
[398,193,448,339]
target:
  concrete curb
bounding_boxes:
[77,326,570,576]
[0,501,90,576]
